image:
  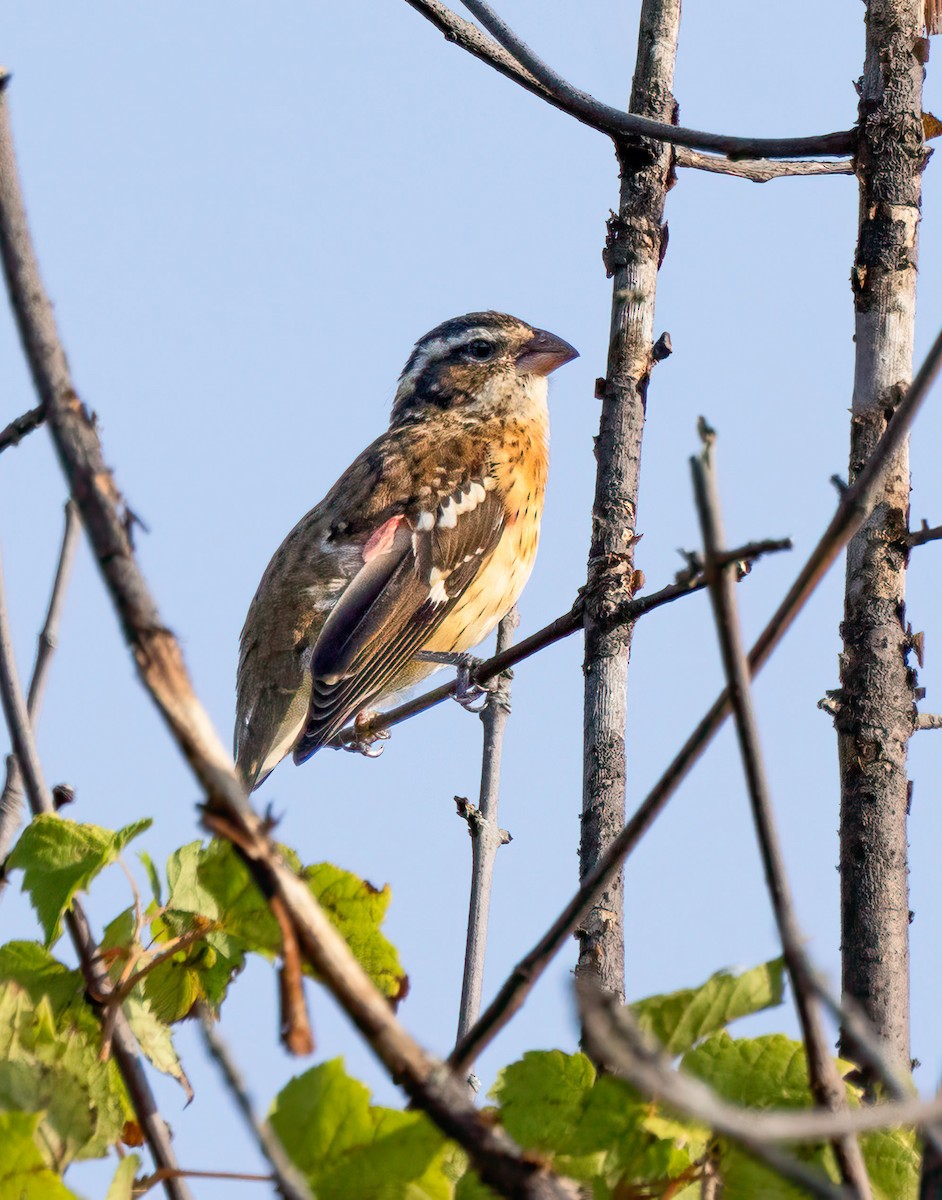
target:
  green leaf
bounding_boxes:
[631,959,785,1056]
[0,1112,79,1200]
[489,1050,595,1151]
[270,1058,449,1199]
[8,815,152,945]
[123,993,192,1100]
[0,942,87,1021]
[0,980,130,1169]
[861,1129,919,1200]
[105,1153,141,1200]
[305,863,408,1002]
[138,850,163,906]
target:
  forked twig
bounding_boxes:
[691,436,871,1198]
[449,324,942,1076]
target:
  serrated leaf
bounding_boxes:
[489,1050,595,1151]
[270,1058,448,1199]
[123,993,192,1100]
[105,1153,141,1200]
[0,942,87,1021]
[682,1033,830,1110]
[861,1129,919,1200]
[631,960,785,1056]
[0,981,129,1169]
[8,816,152,945]
[305,863,408,1002]
[0,1112,79,1200]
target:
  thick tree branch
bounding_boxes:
[0,499,79,862]
[0,550,193,1200]
[450,326,942,1076]
[692,440,871,1198]
[837,0,926,1079]
[0,403,44,454]
[576,0,681,1002]
[455,608,517,1089]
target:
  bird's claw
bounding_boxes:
[341,711,390,758]
[416,650,490,712]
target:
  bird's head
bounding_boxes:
[390,311,578,425]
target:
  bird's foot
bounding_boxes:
[340,710,389,757]
[416,650,490,712]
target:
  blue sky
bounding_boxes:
[2,3,942,1196]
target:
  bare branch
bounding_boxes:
[0,549,193,1200]
[907,519,942,547]
[675,147,854,182]
[456,609,517,1091]
[347,538,790,748]
[0,499,80,862]
[691,438,871,1198]
[197,1005,314,1200]
[580,986,942,1152]
[915,712,942,730]
[450,0,856,158]
[0,403,44,454]
[0,72,582,1200]
[449,325,942,1076]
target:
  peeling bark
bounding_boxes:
[838,0,926,1077]
[578,0,680,999]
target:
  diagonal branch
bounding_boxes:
[405,0,856,159]
[344,536,791,746]
[691,436,871,1198]
[0,403,44,454]
[197,1004,313,1200]
[0,499,80,863]
[0,550,193,1200]
[449,323,942,1076]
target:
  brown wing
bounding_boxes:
[293,480,504,760]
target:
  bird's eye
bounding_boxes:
[464,339,495,361]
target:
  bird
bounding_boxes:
[234,311,578,790]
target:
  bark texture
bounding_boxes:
[578,0,680,997]
[838,0,926,1075]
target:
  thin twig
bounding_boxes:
[0,498,80,863]
[449,325,942,1076]
[675,147,855,182]
[691,437,871,1198]
[456,608,517,1089]
[197,1004,314,1200]
[0,70,580,1200]
[0,403,44,454]
[406,0,856,159]
[907,519,942,547]
[345,537,791,747]
[579,986,942,1141]
[0,549,192,1200]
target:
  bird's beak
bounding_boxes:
[515,327,580,377]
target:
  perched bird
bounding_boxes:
[235,311,578,790]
